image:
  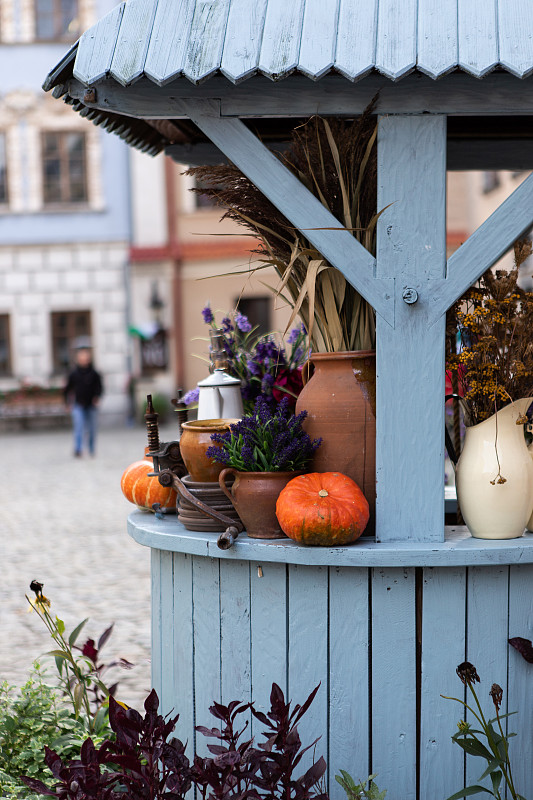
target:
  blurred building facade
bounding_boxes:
[0,0,131,421]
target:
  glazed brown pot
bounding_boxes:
[179,419,239,483]
[295,351,376,532]
[218,469,300,539]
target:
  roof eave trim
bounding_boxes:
[42,42,79,92]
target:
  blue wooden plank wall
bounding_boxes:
[152,553,532,800]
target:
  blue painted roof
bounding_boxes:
[53,0,533,90]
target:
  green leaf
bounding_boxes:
[47,648,69,659]
[490,771,502,795]
[478,759,504,780]
[446,786,495,799]
[55,617,65,636]
[73,682,84,716]
[454,738,493,760]
[68,618,89,647]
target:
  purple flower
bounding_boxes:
[207,395,320,471]
[293,347,304,363]
[221,317,234,334]
[261,373,275,394]
[201,306,214,324]
[246,359,261,376]
[182,387,200,405]
[287,326,301,344]
[240,384,255,400]
[235,312,252,332]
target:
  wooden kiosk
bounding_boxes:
[45,3,533,797]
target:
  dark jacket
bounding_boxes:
[64,365,103,408]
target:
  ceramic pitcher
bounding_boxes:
[456,397,533,539]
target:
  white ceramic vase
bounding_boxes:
[456,397,533,539]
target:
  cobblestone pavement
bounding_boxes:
[0,421,175,711]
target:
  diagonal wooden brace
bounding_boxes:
[431,169,533,322]
[175,99,395,326]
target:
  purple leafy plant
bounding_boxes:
[22,684,327,800]
[509,637,533,664]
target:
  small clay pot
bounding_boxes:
[218,468,302,539]
[179,419,239,483]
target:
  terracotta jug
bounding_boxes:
[295,351,376,532]
[218,469,299,539]
[455,397,533,539]
[179,419,239,483]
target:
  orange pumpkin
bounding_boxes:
[276,472,369,546]
[120,460,177,511]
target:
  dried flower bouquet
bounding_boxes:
[186,103,380,353]
[446,239,533,426]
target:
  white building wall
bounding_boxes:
[130,148,167,247]
[0,242,130,418]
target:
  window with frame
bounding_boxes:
[0,315,12,376]
[42,131,88,206]
[51,311,91,373]
[0,134,8,205]
[34,0,79,41]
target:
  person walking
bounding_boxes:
[64,347,103,457]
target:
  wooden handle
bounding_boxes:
[159,469,243,532]
[301,358,313,386]
[218,467,237,507]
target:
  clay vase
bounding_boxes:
[218,469,300,539]
[179,419,240,483]
[295,351,376,532]
[455,397,533,539]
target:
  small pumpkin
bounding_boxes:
[276,472,369,546]
[121,460,177,512]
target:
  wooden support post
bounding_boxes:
[376,115,447,542]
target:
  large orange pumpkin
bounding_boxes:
[276,472,369,546]
[120,460,177,511]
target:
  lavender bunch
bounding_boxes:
[182,306,308,414]
[206,396,321,472]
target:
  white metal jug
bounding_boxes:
[197,369,243,420]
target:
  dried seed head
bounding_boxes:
[456,662,481,685]
[490,683,503,711]
[29,580,44,596]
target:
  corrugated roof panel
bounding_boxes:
[73,2,124,85]
[417,0,458,79]
[335,0,377,81]
[55,0,533,89]
[498,0,533,79]
[183,0,231,83]
[109,0,158,86]
[458,0,499,78]
[298,0,339,80]
[220,0,267,82]
[259,0,305,79]
[375,0,417,80]
[144,0,197,85]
